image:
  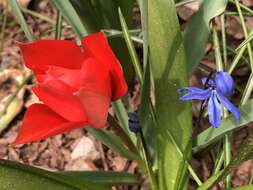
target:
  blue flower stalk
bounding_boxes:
[178,71,240,128]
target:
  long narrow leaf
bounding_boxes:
[51,0,88,37]
[149,0,192,189]
[86,127,139,161]
[58,171,141,186]
[184,0,228,74]
[193,99,253,153]
[112,101,136,144]
[198,131,253,189]
[0,159,109,190]
[235,30,253,51]
[8,0,34,41]
[118,8,143,84]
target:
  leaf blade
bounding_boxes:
[58,171,141,186]
[193,99,253,153]
[51,0,88,37]
[86,127,139,161]
[184,0,228,74]
[0,159,109,190]
[149,0,192,189]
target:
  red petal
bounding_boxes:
[32,79,87,122]
[37,66,82,90]
[110,60,128,101]
[19,39,85,73]
[81,57,111,98]
[77,89,110,128]
[81,32,128,100]
[14,104,85,144]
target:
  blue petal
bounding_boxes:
[215,72,235,96]
[217,92,240,123]
[178,87,211,101]
[201,78,215,86]
[178,87,206,93]
[208,91,222,128]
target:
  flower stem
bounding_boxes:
[188,164,202,186]
[224,132,232,188]
[213,150,224,175]
[234,0,253,71]
[138,130,158,190]
[55,10,63,40]
[241,73,253,105]
[212,22,232,188]
[221,14,227,68]
[236,0,253,106]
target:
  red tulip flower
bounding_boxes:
[14,32,128,144]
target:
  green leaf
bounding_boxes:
[86,127,139,161]
[112,101,136,144]
[149,0,192,189]
[108,114,138,155]
[198,130,253,189]
[137,0,157,162]
[58,171,141,186]
[8,0,34,41]
[55,10,63,40]
[51,0,88,37]
[70,0,134,32]
[193,99,253,153]
[235,30,253,51]
[139,62,157,162]
[197,170,224,190]
[184,0,228,74]
[138,0,148,68]
[118,7,143,84]
[0,159,109,190]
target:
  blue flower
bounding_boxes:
[128,112,141,133]
[178,71,240,128]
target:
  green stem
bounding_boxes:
[213,151,224,175]
[21,7,55,24]
[55,10,63,40]
[225,11,253,17]
[228,43,247,74]
[188,165,202,186]
[9,0,35,41]
[227,26,253,74]
[229,0,253,15]
[118,8,143,84]
[221,15,227,68]
[212,25,223,71]
[213,23,231,188]
[234,0,253,71]
[138,132,158,190]
[241,73,253,105]
[224,132,231,188]
[149,97,202,186]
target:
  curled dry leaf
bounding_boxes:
[177,2,199,21]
